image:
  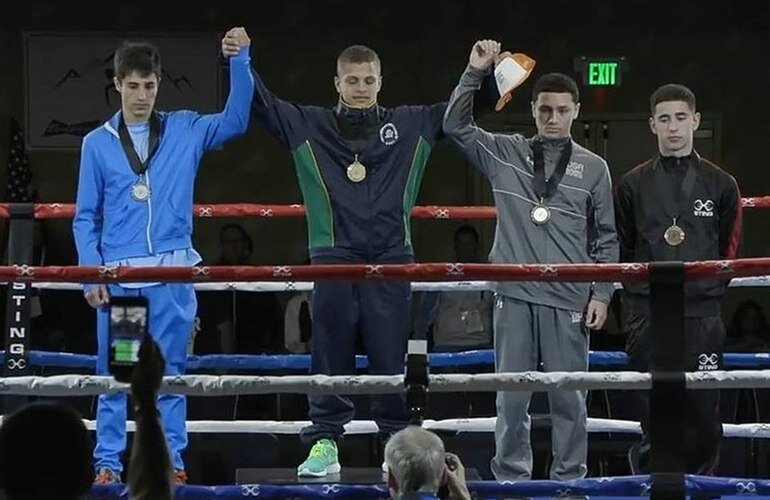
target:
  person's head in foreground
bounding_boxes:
[0,402,93,500]
[385,426,466,499]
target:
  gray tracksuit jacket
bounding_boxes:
[443,65,619,312]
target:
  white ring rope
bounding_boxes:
[20,275,770,292]
[4,370,770,396]
[0,416,766,439]
[0,372,649,396]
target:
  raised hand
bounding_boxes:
[469,39,501,70]
[222,27,250,58]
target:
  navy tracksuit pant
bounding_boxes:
[300,255,411,444]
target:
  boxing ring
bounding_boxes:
[4,201,770,499]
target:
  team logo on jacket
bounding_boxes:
[565,161,584,179]
[693,199,714,217]
[379,123,398,145]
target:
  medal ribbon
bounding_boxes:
[118,111,161,176]
[532,139,572,203]
[656,153,699,224]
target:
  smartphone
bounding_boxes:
[108,296,149,382]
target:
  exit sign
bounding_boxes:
[588,61,619,86]
[575,57,627,87]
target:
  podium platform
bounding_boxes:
[235,467,481,485]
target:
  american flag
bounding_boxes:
[6,119,35,202]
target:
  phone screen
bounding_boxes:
[109,297,148,375]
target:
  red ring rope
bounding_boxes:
[1,259,769,284]
[0,197,768,220]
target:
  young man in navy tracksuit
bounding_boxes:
[221,29,493,477]
[73,30,253,484]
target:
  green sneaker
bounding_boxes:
[297,439,341,477]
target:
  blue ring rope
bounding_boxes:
[86,475,770,498]
[2,349,768,372]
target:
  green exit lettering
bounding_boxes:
[588,62,619,86]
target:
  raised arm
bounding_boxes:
[127,336,173,500]
[421,70,503,143]
[192,27,255,151]
[220,30,309,149]
[443,40,509,178]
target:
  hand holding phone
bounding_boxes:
[131,334,165,404]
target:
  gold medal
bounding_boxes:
[664,219,685,246]
[347,155,366,183]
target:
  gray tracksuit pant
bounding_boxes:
[491,295,589,481]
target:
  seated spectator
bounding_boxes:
[415,225,492,351]
[284,290,312,354]
[384,426,470,500]
[195,223,282,355]
[195,225,282,419]
[727,300,770,352]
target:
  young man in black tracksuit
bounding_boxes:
[614,84,743,474]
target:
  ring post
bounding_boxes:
[649,261,686,499]
[405,339,429,425]
[3,203,35,412]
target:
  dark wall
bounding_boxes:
[0,1,768,314]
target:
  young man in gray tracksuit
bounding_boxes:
[443,40,619,481]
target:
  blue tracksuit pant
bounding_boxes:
[94,282,196,473]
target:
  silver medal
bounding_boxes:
[131,182,150,202]
[530,205,551,225]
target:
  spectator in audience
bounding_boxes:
[0,402,92,500]
[217,223,254,266]
[415,225,492,351]
[384,426,471,500]
[727,300,770,352]
[0,334,172,500]
[284,289,312,354]
[195,224,282,419]
[195,223,283,355]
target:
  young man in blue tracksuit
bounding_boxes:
[222,29,493,477]
[73,30,253,485]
